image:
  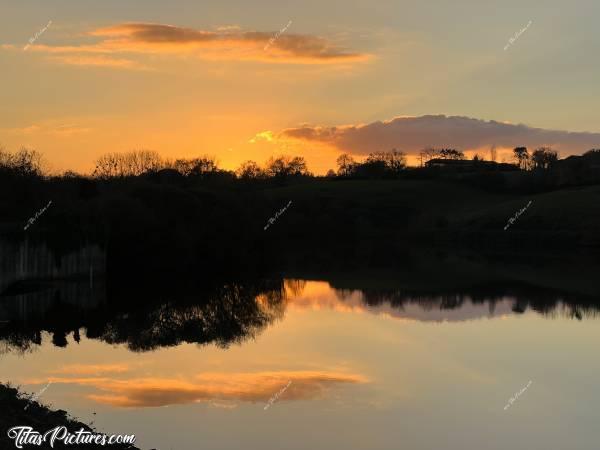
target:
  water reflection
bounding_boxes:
[331,282,599,322]
[1,241,600,355]
[2,277,600,356]
[2,245,600,450]
[0,280,287,354]
[27,370,367,408]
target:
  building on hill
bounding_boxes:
[425,158,519,171]
[553,152,600,186]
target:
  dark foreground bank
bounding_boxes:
[3,176,600,283]
[0,384,140,450]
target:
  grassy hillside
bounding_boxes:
[1,177,598,281]
[262,179,600,249]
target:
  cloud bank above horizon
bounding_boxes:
[282,115,600,157]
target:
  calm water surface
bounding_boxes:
[2,279,600,450]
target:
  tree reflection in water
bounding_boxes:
[0,279,291,354]
[1,274,599,355]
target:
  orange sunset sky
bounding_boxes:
[2,0,600,174]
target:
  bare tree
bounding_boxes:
[385,149,407,173]
[0,147,45,176]
[336,153,356,176]
[366,149,407,172]
[126,150,162,175]
[365,151,387,164]
[490,144,497,162]
[93,153,121,178]
[93,150,164,178]
[419,147,439,166]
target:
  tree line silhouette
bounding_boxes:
[0,144,597,184]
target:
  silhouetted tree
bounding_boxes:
[439,148,465,160]
[172,159,193,175]
[365,151,387,164]
[170,156,218,176]
[236,160,264,179]
[336,153,356,177]
[513,147,529,170]
[353,160,388,178]
[0,147,45,177]
[288,156,308,175]
[384,149,407,173]
[127,150,163,175]
[365,149,407,174]
[93,150,163,178]
[531,147,558,170]
[489,144,497,162]
[189,156,219,176]
[583,149,600,159]
[93,153,120,178]
[419,148,439,166]
[265,155,309,178]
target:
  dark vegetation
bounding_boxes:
[0,383,139,449]
[0,278,288,354]
[1,145,600,283]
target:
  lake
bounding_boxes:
[2,264,600,450]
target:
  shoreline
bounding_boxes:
[0,383,141,450]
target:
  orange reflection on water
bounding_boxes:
[27,370,368,408]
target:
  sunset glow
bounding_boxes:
[3,2,600,174]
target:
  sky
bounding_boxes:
[2,0,600,174]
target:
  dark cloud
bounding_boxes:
[84,23,371,64]
[282,115,600,156]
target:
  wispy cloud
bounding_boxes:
[249,130,274,143]
[48,54,148,70]
[3,123,91,137]
[7,22,370,68]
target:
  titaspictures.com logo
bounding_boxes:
[7,426,136,448]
